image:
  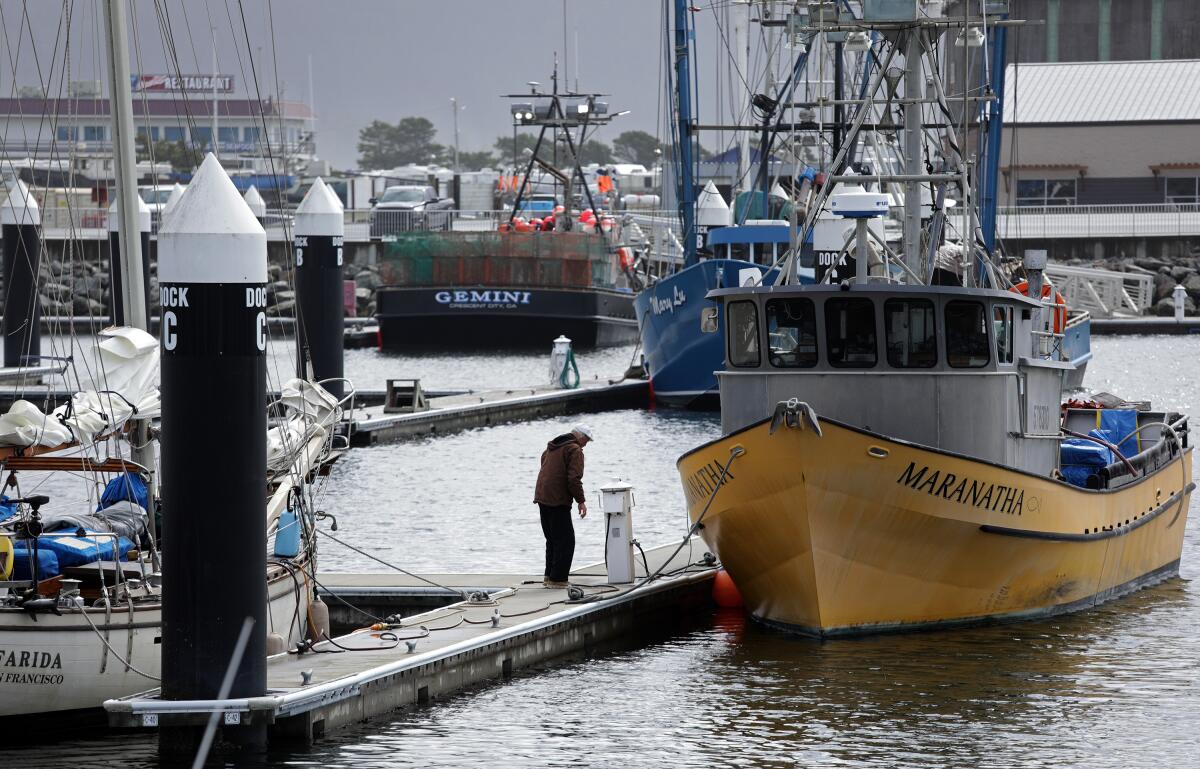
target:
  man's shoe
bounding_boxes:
[543,580,570,588]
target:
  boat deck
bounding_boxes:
[104,540,717,744]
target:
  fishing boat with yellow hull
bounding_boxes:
[671,7,1191,637]
[679,407,1192,636]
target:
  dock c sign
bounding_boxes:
[160,286,187,351]
[249,287,268,351]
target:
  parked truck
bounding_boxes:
[369,185,455,237]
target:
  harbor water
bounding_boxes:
[2,336,1197,767]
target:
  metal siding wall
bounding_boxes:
[1013,0,1049,63]
[1161,0,1200,59]
[1058,0,1099,61]
[1078,177,1166,205]
[1110,0,1152,60]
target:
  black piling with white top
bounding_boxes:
[106,194,152,325]
[1,180,42,369]
[294,177,345,398]
[158,154,269,752]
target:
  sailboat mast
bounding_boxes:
[103,0,156,513]
[674,0,697,267]
[102,0,147,332]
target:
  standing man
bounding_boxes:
[534,425,593,588]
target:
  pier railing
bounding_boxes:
[1045,262,1154,318]
[998,204,1200,240]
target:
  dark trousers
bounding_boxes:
[539,503,575,582]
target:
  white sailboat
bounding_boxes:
[0,0,345,722]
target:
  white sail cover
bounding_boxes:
[266,378,341,475]
[0,327,160,449]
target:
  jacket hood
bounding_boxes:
[545,433,578,451]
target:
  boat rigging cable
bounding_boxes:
[568,443,742,606]
[314,526,467,599]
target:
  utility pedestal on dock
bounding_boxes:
[106,193,152,326]
[158,153,269,756]
[294,178,346,399]
[1,179,42,369]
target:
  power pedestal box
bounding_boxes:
[600,481,636,584]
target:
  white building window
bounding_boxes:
[1015,179,1076,207]
[1165,177,1200,205]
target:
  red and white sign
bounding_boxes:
[132,74,234,93]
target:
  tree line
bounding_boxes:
[356,116,673,172]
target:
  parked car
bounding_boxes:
[137,185,171,228]
[369,185,454,237]
[509,193,558,218]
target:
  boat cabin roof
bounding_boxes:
[713,282,1052,376]
[706,281,1043,309]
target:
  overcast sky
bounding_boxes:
[3,0,759,169]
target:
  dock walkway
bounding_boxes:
[104,540,716,744]
[349,378,649,445]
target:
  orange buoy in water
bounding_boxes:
[712,569,743,608]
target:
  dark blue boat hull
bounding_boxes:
[634,260,777,409]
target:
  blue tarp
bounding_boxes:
[1098,409,1140,458]
[1061,437,1112,488]
[98,473,149,512]
[37,532,133,568]
[0,495,15,524]
[11,545,60,581]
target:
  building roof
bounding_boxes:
[1004,60,1200,124]
[0,96,312,121]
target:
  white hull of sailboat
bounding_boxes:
[0,568,307,718]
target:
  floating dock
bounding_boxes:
[349,378,649,445]
[1090,317,1200,335]
[104,540,717,744]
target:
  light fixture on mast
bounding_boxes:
[845,31,872,53]
[955,27,986,47]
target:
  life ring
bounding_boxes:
[617,247,634,271]
[1011,280,1067,334]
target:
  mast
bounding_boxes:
[674,0,697,267]
[901,30,924,271]
[102,0,155,501]
[733,0,750,199]
[102,0,147,332]
[980,18,1008,259]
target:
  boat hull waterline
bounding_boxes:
[677,414,1192,637]
[0,564,308,719]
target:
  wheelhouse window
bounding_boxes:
[727,300,761,367]
[1015,178,1076,207]
[993,304,1015,365]
[945,301,990,368]
[766,298,817,368]
[825,298,877,368]
[884,298,937,368]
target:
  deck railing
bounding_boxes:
[1044,262,1154,318]
[998,203,1200,239]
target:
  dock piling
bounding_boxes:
[1,179,42,369]
[158,153,269,754]
[106,193,152,326]
[294,178,346,399]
